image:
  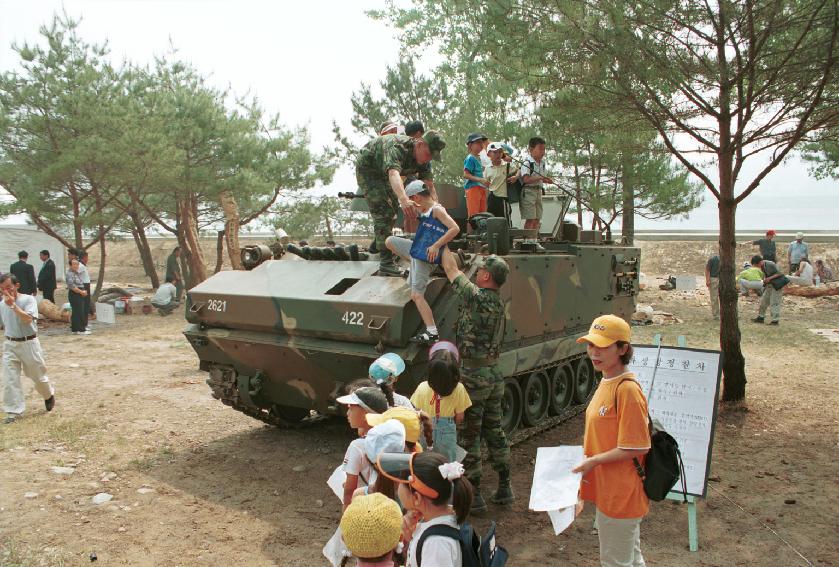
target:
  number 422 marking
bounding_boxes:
[341,311,364,326]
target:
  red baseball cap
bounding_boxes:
[766,229,776,236]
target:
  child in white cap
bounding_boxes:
[385,179,460,344]
[336,386,389,510]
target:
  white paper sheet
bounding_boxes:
[528,445,584,512]
[455,444,467,463]
[547,506,575,535]
[327,465,346,502]
[322,526,351,567]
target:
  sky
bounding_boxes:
[0,0,836,231]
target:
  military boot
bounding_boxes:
[377,246,402,277]
[491,471,515,505]
[471,481,488,514]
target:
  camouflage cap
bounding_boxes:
[423,130,446,161]
[479,255,509,285]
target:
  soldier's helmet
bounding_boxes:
[480,255,510,286]
[423,130,446,161]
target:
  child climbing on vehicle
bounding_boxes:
[410,341,472,462]
[385,179,460,344]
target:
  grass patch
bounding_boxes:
[0,416,99,452]
[0,539,73,567]
[127,445,176,472]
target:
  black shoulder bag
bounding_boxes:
[615,378,687,502]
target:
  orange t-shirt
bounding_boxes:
[579,372,651,519]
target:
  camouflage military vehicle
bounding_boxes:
[184,187,640,435]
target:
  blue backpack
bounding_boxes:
[410,207,448,265]
[415,521,508,567]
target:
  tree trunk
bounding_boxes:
[219,190,244,270]
[621,161,635,245]
[324,213,334,241]
[94,233,107,299]
[573,164,583,226]
[718,192,745,401]
[716,7,747,403]
[130,212,159,288]
[214,230,225,274]
[178,198,207,286]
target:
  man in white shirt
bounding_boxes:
[788,258,814,287]
[151,276,180,316]
[1,274,55,424]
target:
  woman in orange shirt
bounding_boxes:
[572,314,651,567]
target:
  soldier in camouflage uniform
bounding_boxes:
[355,131,446,275]
[440,248,512,513]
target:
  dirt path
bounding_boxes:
[2,277,838,566]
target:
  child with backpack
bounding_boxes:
[384,179,460,344]
[377,451,473,567]
[410,341,472,462]
[369,353,416,408]
[571,315,651,567]
[336,386,390,510]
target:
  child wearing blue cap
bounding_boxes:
[369,353,415,409]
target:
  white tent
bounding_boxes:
[0,225,67,282]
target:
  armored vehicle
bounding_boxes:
[183,189,640,435]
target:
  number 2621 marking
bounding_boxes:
[341,311,364,326]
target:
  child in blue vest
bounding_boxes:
[385,180,460,344]
[410,341,472,462]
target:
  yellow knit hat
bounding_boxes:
[340,493,402,559]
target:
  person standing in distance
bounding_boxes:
[705,253,721,319]
[752,255,787,325]
[355,131,446,276]
[572,315,651,567]
[787,232,809,274]
[439,247,512,513]
[740,229,777,262]
[1,274,56,424]
[37,250,57,304]
[166,247,184,302]
[9,251,37,296]
[519,137,553,235]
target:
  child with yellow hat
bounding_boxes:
[340,493,403,566]
[571,314,651,567]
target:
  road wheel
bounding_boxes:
[500,377,523,437]
[550,363,575,414]
[270,404,310,424]
[522,371,550,426]
[574,358,596,403]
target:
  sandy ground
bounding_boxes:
[2,242,839,566]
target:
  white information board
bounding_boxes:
[628,345,722,497]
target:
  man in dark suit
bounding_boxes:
[37,249,57,303]
[9,251,37,296]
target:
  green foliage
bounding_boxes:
[0,14,335,251]
[271,196,370,240]
[348,13,701,229]
[374,0,837,200]
[802,132,839,179]
[334,56,532,187]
